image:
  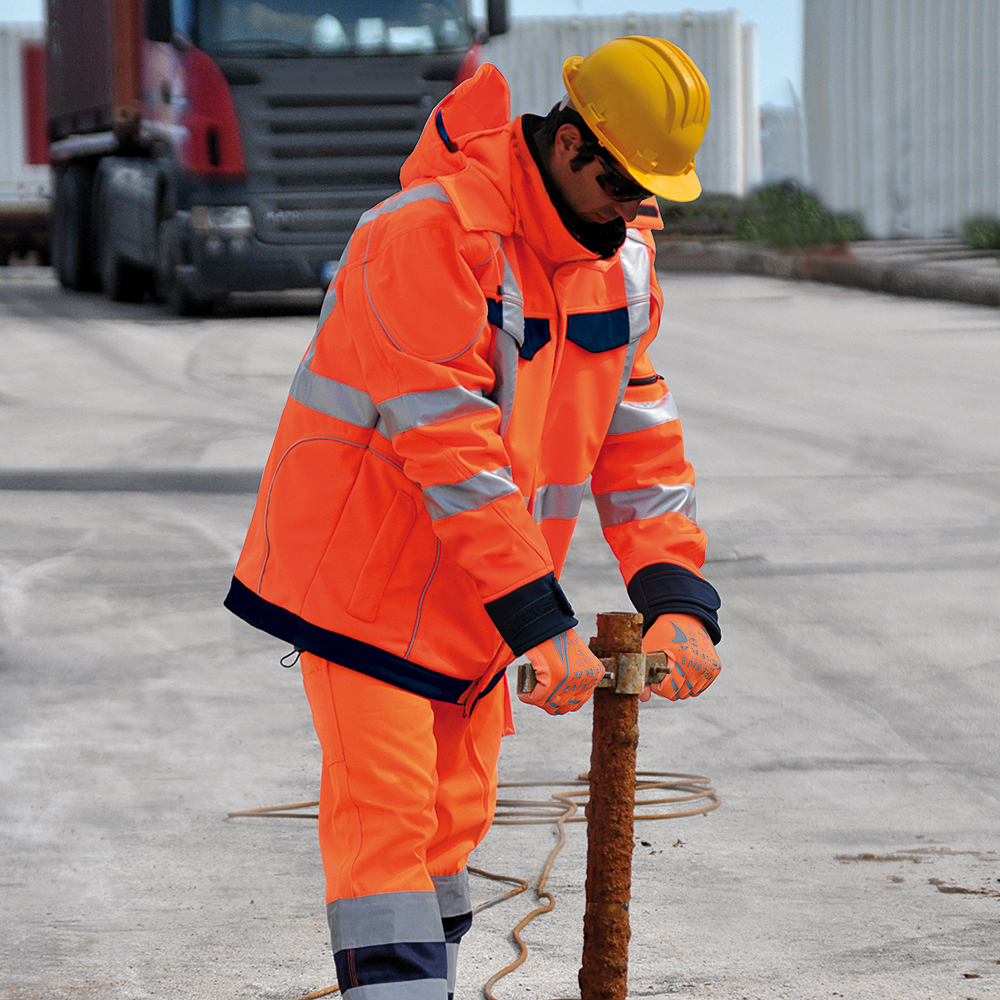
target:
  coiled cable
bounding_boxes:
[227,770,719,1000]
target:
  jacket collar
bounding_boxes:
[398,64,661,267]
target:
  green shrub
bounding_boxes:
[655,193,745,239]
[735,180,865,249]
[961,215,1000,250]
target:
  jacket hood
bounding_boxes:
[399,63,662,263]
[400,63,517,235]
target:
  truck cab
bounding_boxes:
[48,0,506,312]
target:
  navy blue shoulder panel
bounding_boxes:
[566,306,630,353]
[225,576,475,702]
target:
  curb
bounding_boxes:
[0,469,263,492]
[654,239,1000,308]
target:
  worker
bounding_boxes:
[225,35,721,1000]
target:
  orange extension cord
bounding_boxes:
[227,771,720,1000]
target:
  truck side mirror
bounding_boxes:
[146,0,173,43]
[487,0,508,37]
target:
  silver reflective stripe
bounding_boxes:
[343,981,449,1000]
[606,392,679,436]
[594,483,697,527]
[358,182,450,228]
[422,467,519,520]
[489,243,524,438]
[316,280,338,332]
[533,480,589,523]
[431,869,471,918]
[315,239,354,333]
[289,366,378,427]
[446,942,459,995]
[491,333,519,438]
[327,891,444,953]
[614,232,653,408]
[378,387,498,439]
[500,252,525,346]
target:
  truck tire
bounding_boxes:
[95,179,147,303]
[51,165,98,291]
[155,216,213,316]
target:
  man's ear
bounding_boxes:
[552,123,583,165]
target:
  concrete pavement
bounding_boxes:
[0,268,998,999]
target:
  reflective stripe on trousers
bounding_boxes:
[329,890,448,999]
[328,877,472,1000]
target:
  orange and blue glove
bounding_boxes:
[639,613,721,702]
[519,628,604,715]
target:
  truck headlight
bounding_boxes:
[190,205,254,238]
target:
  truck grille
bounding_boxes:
[222,56,454,252]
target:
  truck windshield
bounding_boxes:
[196,0,474,56]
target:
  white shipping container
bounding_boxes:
[804,0,1000,239]
[0,22,49,208]
[483,12,761,197]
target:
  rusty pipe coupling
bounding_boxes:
[517,646,671,696]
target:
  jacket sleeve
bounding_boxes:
[340,213,576,654]
[589,268,721,642]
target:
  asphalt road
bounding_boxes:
[1,267,997,1000]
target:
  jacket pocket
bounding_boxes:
[346,490,417,622]
[565,306,631,352]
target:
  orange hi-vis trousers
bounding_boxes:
[301,651,509,1000]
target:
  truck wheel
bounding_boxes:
[52,165,98,291]
[96,182,147,303]
[155,217,213,316]
[102,248,147,303]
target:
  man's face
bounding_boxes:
[548,124,647,225]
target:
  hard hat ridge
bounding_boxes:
[639,35,710,133]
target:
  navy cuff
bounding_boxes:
[626,563,722,643]
[485,573,578,655]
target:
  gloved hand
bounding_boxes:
[639,613,721,702]
[519,628,604,715]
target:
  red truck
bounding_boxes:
[47,0,506,312]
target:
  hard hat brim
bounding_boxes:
[630,162,703,203]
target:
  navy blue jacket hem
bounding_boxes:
[224,576,505,704]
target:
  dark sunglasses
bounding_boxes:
[590,146,654,202]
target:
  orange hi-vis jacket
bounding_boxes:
[225,64,720,709]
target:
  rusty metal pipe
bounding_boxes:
[578,612,643,1000]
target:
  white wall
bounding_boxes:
[804,0,1000,238]
[761,103,807,185]
[483,12,762,197]
[0,22,49,206]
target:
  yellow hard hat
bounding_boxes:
[562,36,711,202]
